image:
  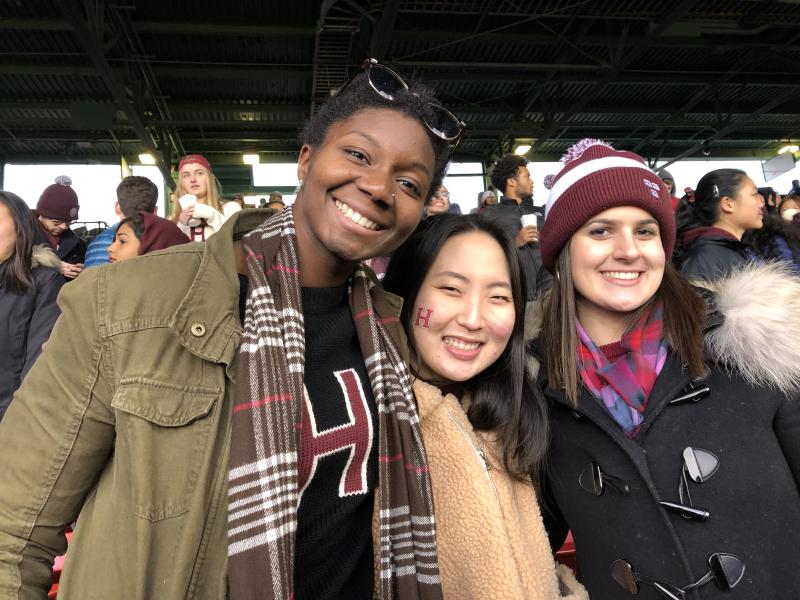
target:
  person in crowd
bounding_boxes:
[758,186,780,214]
[32,176,85,280]
[0,60,458,599]
[746,195,800,273]
[483,153,549,300]
[779,194,800,223]
[383,214,587,600]
[656,168,680,211]
[470,190,496,214]
[231,193,245,208]
[84,176,159,268]
[425,184,450,217]
[673,168,763,281]
[0,191,63,421]
[530,138,800,600]
[106,212,189,264]
[788,179,800,197]
[266,191,285,211]
[169,154,241,241]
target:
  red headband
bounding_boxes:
[178,154,212,173]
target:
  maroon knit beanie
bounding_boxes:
[37,178,80,221]
[539,139,675,273]
[178,154,212,173]
[138,211,190,255]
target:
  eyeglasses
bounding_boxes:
[44,217,74,226]
[433,190,450,199]
[659,446,719,521]
[339,58,465,156]
[612,553,745,599]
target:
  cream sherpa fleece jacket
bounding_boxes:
[412,379,588,600]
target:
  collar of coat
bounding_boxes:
[525,262,800,397]
[167,209,405,372]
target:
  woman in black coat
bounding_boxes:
[0,191,63,420]
[673,169,763,282]
[530,139,800,599]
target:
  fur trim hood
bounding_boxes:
[525,262,800,396]
[694,261,800,396]
[31,244,61,271]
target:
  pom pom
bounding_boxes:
[543,174,556,190]
[560,138,613,164]
[54,175,72,186]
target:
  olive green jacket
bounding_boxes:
[0,209,383,599]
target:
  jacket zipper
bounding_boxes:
[443,408,500,503]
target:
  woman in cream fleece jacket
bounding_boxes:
[383,214,586,600]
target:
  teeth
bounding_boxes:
[603,271,640,280]
[334,199,380,231]
[444,337,480,351]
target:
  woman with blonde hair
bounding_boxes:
[169,154,241,241]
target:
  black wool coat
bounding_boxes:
[529,264,800,600]
[480,197,551,300]
[677,234,749,282]
[0,246,63,419]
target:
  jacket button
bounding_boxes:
[190,323,206,337]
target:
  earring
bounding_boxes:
[297,179,304,191]
[391,193,396,201]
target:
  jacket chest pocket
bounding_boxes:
[111,377,221,521]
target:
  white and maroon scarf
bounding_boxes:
[227,207,442,600]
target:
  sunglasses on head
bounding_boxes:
[338,58,465,158]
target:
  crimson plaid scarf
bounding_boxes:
[227,207,442,600]
[577,302,668,435]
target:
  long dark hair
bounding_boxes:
[383,213,549,481]
[542,243,707,406]
[674,168,748,263]
[0,191,36,293]
[745,212,800,264]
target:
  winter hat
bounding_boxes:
[478,190,495,204]
[37,175,79,221]
[138,212,190,254]
[178,154,212,173]
[540,139,675,273]
[656,168,675,184]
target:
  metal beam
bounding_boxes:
[530,0,701,151]
[59,1,175,188]
[660,84,800,168]
[369,0,401,59]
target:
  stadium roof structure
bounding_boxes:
[2,0,800,191]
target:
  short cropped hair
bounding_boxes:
[117,176,158,217]
[490,154,528,196]
[300,71,452,200]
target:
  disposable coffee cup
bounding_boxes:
[521,214,538,228]
[178,194,197,210]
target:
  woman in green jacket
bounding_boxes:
[0,60,461,600]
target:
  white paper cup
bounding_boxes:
[178,194,197,210]
[520,214,538,228]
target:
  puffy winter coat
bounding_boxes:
[0,245,63,419]
[527,263,800,600]
[412,379,587,600]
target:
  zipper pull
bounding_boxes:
[479,448,491,470]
